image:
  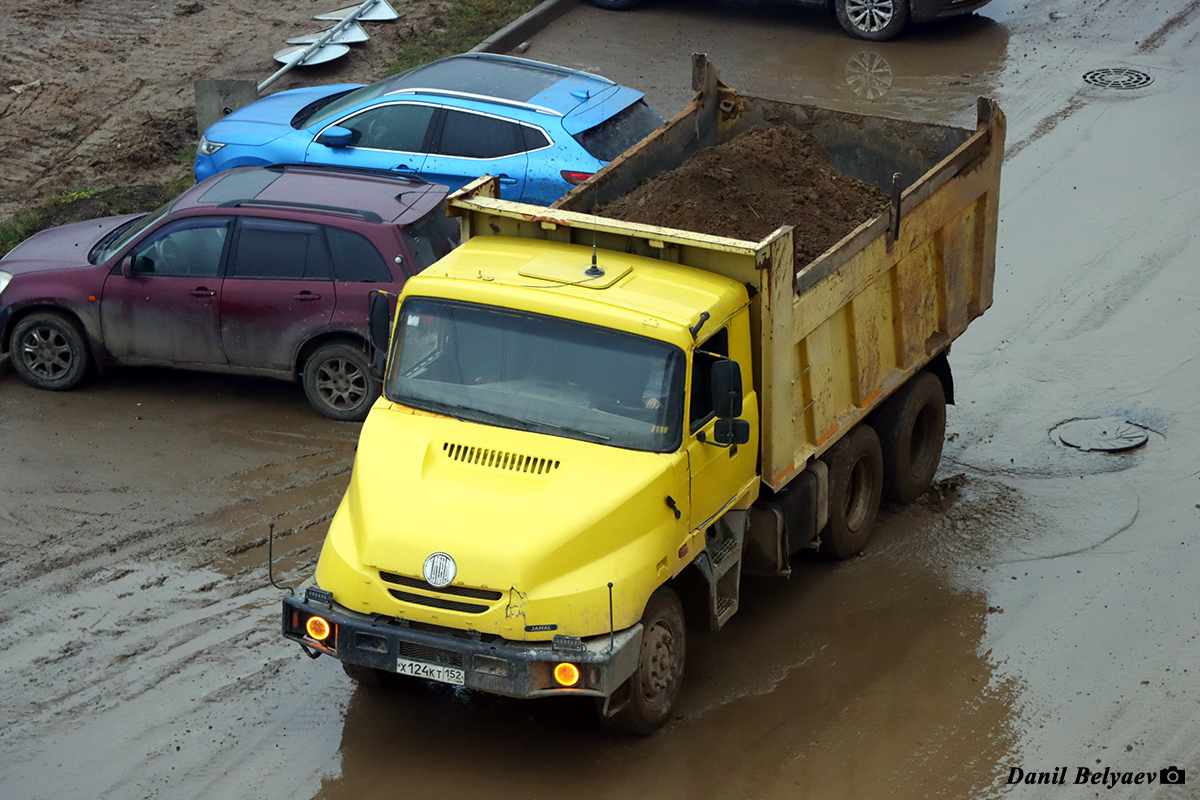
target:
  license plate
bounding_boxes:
[395,657,464,686]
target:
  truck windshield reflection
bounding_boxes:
[385,298,685,452]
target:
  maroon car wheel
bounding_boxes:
[302,342,379,422]
[9,312,91,391]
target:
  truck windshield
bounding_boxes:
[386,298,685,452]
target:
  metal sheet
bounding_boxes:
[272,43,350,66]
[315,0,398,21]
[286,21,370,45]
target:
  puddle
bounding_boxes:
[314,508,1020,800]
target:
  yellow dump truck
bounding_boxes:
[282,55,1005,733]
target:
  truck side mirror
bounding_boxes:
[368,291,391,379]
[714,418,751,445]
[711,358,743,419]
[316,126,354,148]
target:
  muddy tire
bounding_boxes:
[342,662,394,687]
[302,342,377,422]
[834,0,910,41]
[819,424,884,560]
[599,586,685,735]
[9,311,91,391]
[870,370,946,504]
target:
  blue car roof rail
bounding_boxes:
[381,88,563,117]
[264,162,430,185]
[216,198,383,224]
[449,52,615,86]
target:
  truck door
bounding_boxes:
[686,328,752,530]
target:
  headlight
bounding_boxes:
[197,135,226,157]
[0,271,12,297]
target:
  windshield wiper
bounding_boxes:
[404,398,532,431]
[524,419,611,443]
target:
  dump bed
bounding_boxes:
[447,54,1004,492]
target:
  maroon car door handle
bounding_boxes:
[294,292,321,301]
[190,287,216,297]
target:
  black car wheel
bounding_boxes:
[9,311,91,391]
[834,0,910,41]
[302,342,378,422]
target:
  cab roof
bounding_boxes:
[408,236,748,344]
[175,164,448,225]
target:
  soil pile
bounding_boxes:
[597,126,889,267]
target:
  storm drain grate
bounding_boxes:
[1083,68,1153,89]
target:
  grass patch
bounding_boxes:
[385,0,542,75]
[0,185,179,257]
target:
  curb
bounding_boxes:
[471,0,580,54]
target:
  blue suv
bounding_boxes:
[194,54,663,206]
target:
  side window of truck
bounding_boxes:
[690,327,729,433]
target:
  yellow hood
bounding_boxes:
[315,403,686,639]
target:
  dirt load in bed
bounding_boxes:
[597,125,889,268]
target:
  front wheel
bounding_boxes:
[9,311,92,391]
[598,586,685,735]
[302,342,378,422]
[834,0,910,41]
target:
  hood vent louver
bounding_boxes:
[443,442,561,475]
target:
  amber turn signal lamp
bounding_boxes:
[306,615,332,641]
[553,662,580,687]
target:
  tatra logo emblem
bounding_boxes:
[423,552,456,588]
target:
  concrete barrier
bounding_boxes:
[471,0,579,54]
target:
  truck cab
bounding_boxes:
[284,235,759,732]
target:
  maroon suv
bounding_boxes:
[0,164,457,420]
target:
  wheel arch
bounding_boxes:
[667,565,708,632]
[4,303,98,359]
[295,330,369,380]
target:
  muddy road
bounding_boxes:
[3,1,1199,799]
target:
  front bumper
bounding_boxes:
[910,0,994,23]
[282,584,642,699]
[0,304,11,353]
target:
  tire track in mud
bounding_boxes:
[0,0,449,218]
[0,416,358,799]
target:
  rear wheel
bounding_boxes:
[819,424,884,560]
[598,586,685,735]
[870,370,946,503]
[834,0,910,41]
[9,311,91,391]
[302,342,378,422]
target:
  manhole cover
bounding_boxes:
[1056,418,1149,452]
[1083,68,1153,89]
